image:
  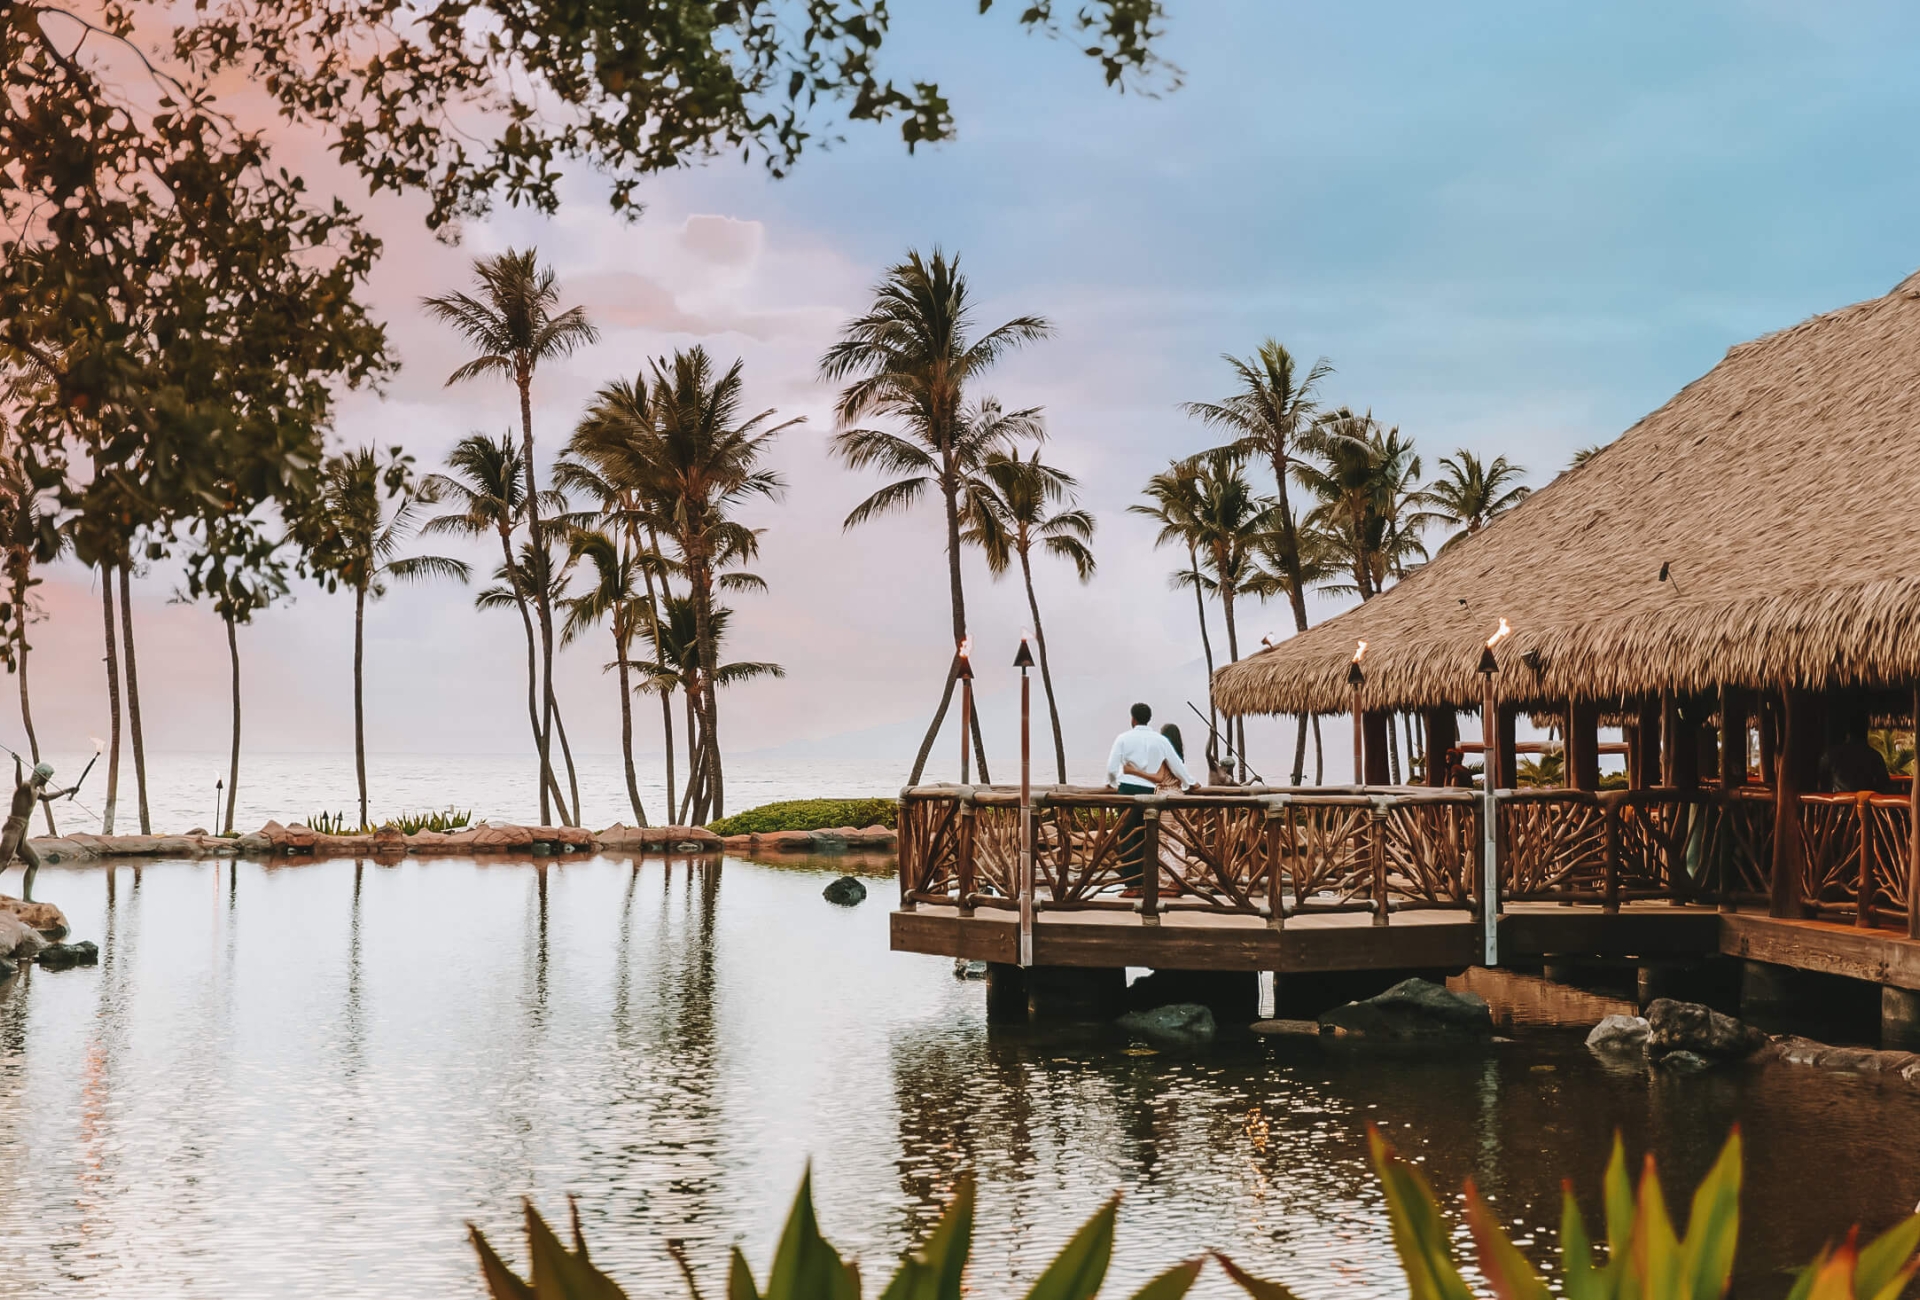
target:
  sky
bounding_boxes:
[22,0,1920,791]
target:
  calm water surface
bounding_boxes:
[2,855,1918,1299]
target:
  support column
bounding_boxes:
[1770,687,1820,918]
[1632,700,1661,789]
[985,963,1029,1022]
[1721,688,1750,789]
[1423,708,1458,789]
[1567,699,1600,791]
[1884,986,1920,1051]
[1496,703,1518,792]
[1025,966,1126,1021]
[1362,710,1392,786]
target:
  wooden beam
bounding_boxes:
[1567,699,1601,791]
[1770,686,1819,919]
[1497,703,1518,791]
[1632,700,1661,789]
[1423,708,1458,788]
[1363,710,1392,785]
[1723,913,1920,991]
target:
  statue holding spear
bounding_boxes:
[2,750,88,902]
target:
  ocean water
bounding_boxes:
[3,854,1920,1299]
[12,750,909,835]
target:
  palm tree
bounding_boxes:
[820,248,1052,786]
[422,249,598,826]
[1246,520,1343,785]
[315,447,471,828]
[589,348,794,822]
[1420,449,1530,549]
[636,593,784,822]
[960,443,1095,783]
[1182,449,1272,781]
[561,526,650,827]
[419,434,573,822]
[1132,461,1220,748]
[475,537,589,820]
[1296,410,1430,600]
[1182,341,1329,636]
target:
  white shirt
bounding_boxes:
[1106,725,1194,790]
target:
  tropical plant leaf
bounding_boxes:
[1604,1136,1636,1272]
[1806,1241,1862,1300]
[1212,1252,1309,1300]
[525,1200,630,1299]
[470,1223,538,1300]
[1630,1153,1683,1300]
[1367,1126,1475,1300]
[729,1248,763,1300]
[1558,1182,1607,1300]
[1854,1214,1920,1300]
[1023,1195,1118,1300]
[1677,1129,1741,1300]
[1464,1180,1551,1300]
[878,1177,976,1300]
[1127,1258,1204,1300]
[765,1168,861,1300]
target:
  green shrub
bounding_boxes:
[708,798,896,836]
[307,811,370,836]
[383,808,472,834]
[472,1127,1920,1300]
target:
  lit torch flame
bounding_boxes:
[1352,639,1368,664]
[958,636,972,660]
[1486,618,1512,650]
[88,736,105,754]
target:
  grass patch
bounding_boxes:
[707,798,896,836]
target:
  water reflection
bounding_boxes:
[0,856,1918,1298]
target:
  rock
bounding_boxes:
[0,955,12,980]
[1117,1003,1217,1047]
[756,829,820,852]
[405,830,451,851]
[1774,1036,1828,1066]
[1585,1014,1651,1053]
[259,820,317,853]
[595,824,722,852]
[953,958,989,980]
[36,940,98,969]
[844,825,897,849]
[1657,1050,1714,1073]
[471,824,535,850]
[1901,1060,1920,1088]
[1319,978,1493,1040]
[187,827,208,836]
[371,827,408,854]
[0,910,47,959]
[823,876,868,906]
[1251,1018,1323,1036]
[316,834,374,854]
[1645,999,1768,1062]
[27,837,97,864]
[0,895,67,937]
[723,834,754,852]
[233,834,271,854]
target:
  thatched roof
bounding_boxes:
[1213,270,1920,717]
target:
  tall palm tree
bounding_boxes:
[1246,519,1342,785]
[820,248,1052,786]
[561,526,650,827]
[422,249,597,826]
[1133,461,1220,747]
[1182,449,1272,780]
[475,537,589,821]
[419,434,573,822]
[1420,449,1530,549]
[1182,341,1329,637]
[316,447,471,828]
[588,348,793,822]
[1296,410,1430,600]
[960,443,1095,783]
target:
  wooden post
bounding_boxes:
[1363,710,1392,786]
[1568,699,1601,791]
[1265,806,1286,929]
[1720,688,1749,790]
[1138,806,1160,926]
[1019,659,1034,966]
[956,797,976,914]
[1497,703,1518,793]
[1351,680,1365,786]
[1633,699,1661,789]
[1908,686,1919,940]
[899,796,916,909]
[1770,686,1815,919]
[1602,796,1621,915]
[1856,792,1874,930]
[1423,708,1458,788]
[1670,698,1700,792]
[1370,805,1389,926]
[1758,692,1779,787]
[959,673,972,786]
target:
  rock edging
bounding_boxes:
[717,825,897,854]
[29,822,735,861]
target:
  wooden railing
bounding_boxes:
[898,785,1480,926]
[899,783,1917,931]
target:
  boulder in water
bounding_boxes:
[1645,998,1767,1063]
[1657,1049,1714,1073]
[1585,1014,1651,1053]
[0,911,48,960]
[1319,978,1493,1039]
[36,940,97,970]
[953,959,989,980]
[823,876,867,906]
[0,955,13,980]
[0,895,67,938]
[1117,1002,1216,1047]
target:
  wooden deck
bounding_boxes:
[893,901,1723,973]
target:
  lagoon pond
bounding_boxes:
[3,855,1919,1299]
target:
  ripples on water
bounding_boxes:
[3,856,1920,1299]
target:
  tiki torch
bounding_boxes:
[69,735,106,797]
[1478,617,1511,963]
[1348,640,1367,787]
[957,637,974,785]
[1014,634,1036,967]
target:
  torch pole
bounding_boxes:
[1019,661,1034,968]
[1481,662,1501,964]
[1351,685,1365,787]
[959,670,973,786]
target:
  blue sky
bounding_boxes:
[27,0,1920,791]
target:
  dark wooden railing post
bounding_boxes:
[899,795,916,909]
[1770,686,1815,919]
[1370,802,1389,926]
[1602,795,1622,915]
[1910,685,1920,940]
[1136,804,1161,926]
[955,795,976,914]
[1669,795,1696,905]
[1265,802,1287,929]
[1856,791,1875,930]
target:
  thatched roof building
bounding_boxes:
[1213,270,1920,719]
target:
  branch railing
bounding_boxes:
[901,782,1916,929]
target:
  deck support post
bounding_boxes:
[1480,670,1501,965]
[1721,687,1749,789]
[1631,700,1661,789]
[1908,687,1919,941]
[898,795,916,910]
[1363,711,1392,786]
[1568,699,1601,791]
[1602,794,1622,914]
[1883,985,1920,1051]
[1770,686,1817,919]
[1264,802,1287,929]
[985,963,1028,1022]
[1855,792,1875,930]
[955,796,976,917]
[1136,805,1161,927]
[1423,709,1457,787]
[1369,802,1389,926]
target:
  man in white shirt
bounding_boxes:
[1107,703,1196,795]
[1106,703,1195,891]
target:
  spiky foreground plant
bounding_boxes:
[472,1129,1919,1300]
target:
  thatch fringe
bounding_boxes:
[1213,270,1920,717]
